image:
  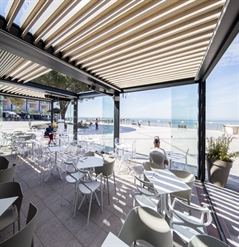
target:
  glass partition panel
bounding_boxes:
[102,96,114,153]
[77,96,113,153]
[0,96,2,143]
[120,85,198,175]
[119,89,171,161]
[206,34,239,182]
[65,102,74,136]
[171,84,198,175]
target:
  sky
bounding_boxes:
[1,2,238,122]
[79,34,238,122]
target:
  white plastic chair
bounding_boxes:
[95,157,116,204]
[169,149,189,170]
[118,152,131,174]
[142,161,162,190]
[16,137,31,162]
[74,170,103,230]
[60,160,84,212]
[118,206,173,247]
[169,197,212,244]
[33,144,53,183]
[131,140,137,159]
[170,170,195,205]
[133,175,161,213]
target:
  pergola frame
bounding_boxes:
[0,0,238,183]
[0,1,238,244]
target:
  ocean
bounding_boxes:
[75,117,238,131]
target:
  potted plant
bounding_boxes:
[206,134,239,187]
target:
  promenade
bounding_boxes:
[1,120,238,177]
[1,120,238,246]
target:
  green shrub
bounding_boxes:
[206,134,239,162]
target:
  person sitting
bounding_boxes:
[44,123,54,146]
[149,136,168,169]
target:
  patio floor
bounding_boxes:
[0,153,238,247]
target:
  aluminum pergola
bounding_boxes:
[0,1,238,243]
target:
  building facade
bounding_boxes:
[2,98,50,121]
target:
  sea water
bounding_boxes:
[75,117,238,131]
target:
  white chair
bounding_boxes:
[94,157,116,204]
[142,161,161,190]
[78,136,88,155]
[1,132,13,151]
[118,152,131,174]
[131,140,137,159]
[118,206,173,247]
[133,176,161,213]
[16,137,31,162]
[60,160,84,212]
[33,144,53,183]
[169,197,212,244]
[123,140,137,161]
[74,170,103,230]
[170,170,195,205]
[170,149,189,170]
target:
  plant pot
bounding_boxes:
[206,158,232,188]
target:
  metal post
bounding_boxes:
[113,92,120,147]
[50,101,54,123]
[73,99,78,139]
[198,80,206,181]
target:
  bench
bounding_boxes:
[178,124,187,129]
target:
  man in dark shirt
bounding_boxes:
[44,123,54,145]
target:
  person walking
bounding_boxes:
[95,118,99,130]
[138,119,142,127]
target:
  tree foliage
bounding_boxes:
[33,71,89,119]
[42,108,48,115]
[14,106,21,114]
[6,97,25,106]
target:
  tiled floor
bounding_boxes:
[0,154,238,247]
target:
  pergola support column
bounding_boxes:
[113,93,120,147]
[198,80,206,181]
[73,99,78,139]
[50,101,54,123]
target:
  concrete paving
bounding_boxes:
[0,120,238,247]
[0,152,238,247]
